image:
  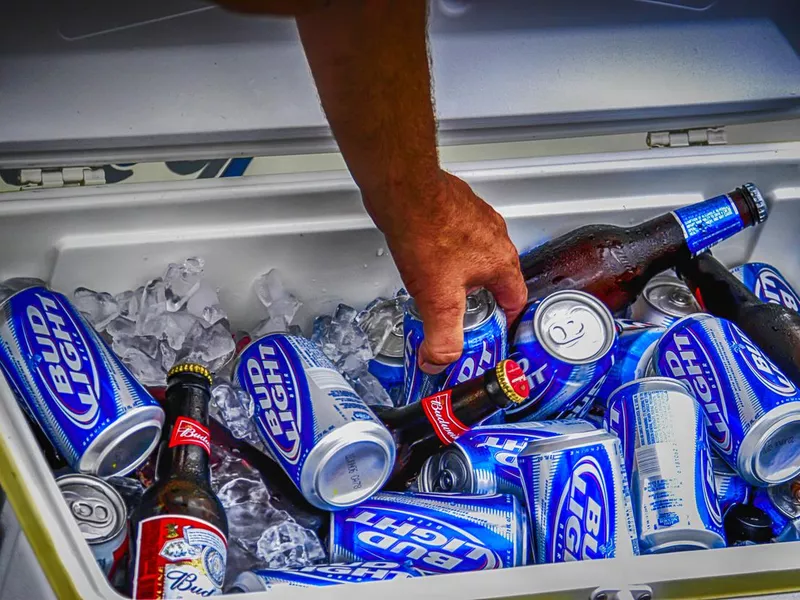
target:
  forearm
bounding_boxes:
[296,0,443,233]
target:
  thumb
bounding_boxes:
[413,286,467,375]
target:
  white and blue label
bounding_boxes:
[732,263,800,313]
[0,287,159,468]
[672,194,744,255]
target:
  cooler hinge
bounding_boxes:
[18,167,106,188]
[590,584,654,600]
[646,127,727,148]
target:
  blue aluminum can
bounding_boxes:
[416,419,597,501]
[517,429,639,563]
[234,333,396,511]
[329,491,528,573]
[605,377,726,553]
[507,290,616,422]
[652,314,800,486]
[230,562,422,593]
[358,297,406,404]
[0,286,164,477]
[403,289,506,406]
[731,262,800,313]
[710,451,750,517]
[751,479,800,538]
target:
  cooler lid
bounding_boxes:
[1,0,800,168]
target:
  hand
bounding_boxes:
[365,171,527,374]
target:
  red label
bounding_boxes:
[169,417,211,455]
[502,360,530,399]
[421,390,470,445]
[132,515,227,599]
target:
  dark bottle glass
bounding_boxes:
[520,183,767,312]
[374,359,529,489]
[130,364,228,599]
[678,252,800,388]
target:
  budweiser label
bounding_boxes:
[169,416,211,454]
[421,390,470,445]
[132,515,227,599]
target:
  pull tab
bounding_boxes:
[70,499,112,526]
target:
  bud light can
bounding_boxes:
[403,288,506,405]
[751,478,800,537]
[417,419,597,501]
[710,451,750,517]
[652,314,800,486]
[605,378,726,553]
[329,491,528,573]
[229,561,422,593]
[507,290,616,421]
[234,333,396,511]
[358,297,406,404]
[0,286,164,476]
[731,262,800,314]
[517,430,639,563]
[631,276,701,327]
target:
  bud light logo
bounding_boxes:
[443,339,501,389]
[728,323,796,396]
[551,456,611,562]
[240,338,305,465]
[20,291,102,429]
[698,430,723,527]
[755,267,800,312]
[344,508,502,573]
[659,328,732,454]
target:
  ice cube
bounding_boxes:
[73,287,119,331]
[216,476,270,507]
[122,347,166,386]
[351,372,394,408]
[139,311,204,350]
[164,257,204,312]
[185,280,227,326]
[211,380,259,441]
[250,318,285,339]
[310,315,331,344]
[137,279,167,332]
[255,521,326,570]
[106,317,137,340]
[115,289,140,321]
[333,303,358,325]
[361,301,399,356]
[179,322,235,373]
[160,341,177,372]
[254,269,302,327]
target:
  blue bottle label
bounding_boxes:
[672,194,744,255]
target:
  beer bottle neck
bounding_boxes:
[158,371,213,484]
[677,252,760,318]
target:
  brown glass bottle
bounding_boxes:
[677,252,800,388]
[374,359,529,489]
[130,364,228,600]
[520,183,767,312]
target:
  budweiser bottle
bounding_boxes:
[130,364,228,599]
[520,183,767,312]
[374,359,529,488]
[678,252,800,388]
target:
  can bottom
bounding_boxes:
[80,406,164,477]
[643,529,725,554]
[302,421,395,510]
[740,404,800,486]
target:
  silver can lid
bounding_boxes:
[407,288,496,333]
[533,290,616,365]
[768,479,800,520]
[643,279,699,318]
[56,474,127,545]
[417,447,474,494]
[358,298,405,360]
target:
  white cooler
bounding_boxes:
[1,0,800,598]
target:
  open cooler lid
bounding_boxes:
[1,0,800,168]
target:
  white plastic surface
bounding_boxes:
[1,142,800,598]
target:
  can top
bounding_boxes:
[417,446,474,494]
[767,479,800,520]
[607,376,694,404]
[519,428,613,458]
[532,290,616,365]
[407,288,497,332]
[642,278,699,318]
[496,360,529,404]
[358,298,405,359]
[56,474,126,544]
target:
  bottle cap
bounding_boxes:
[723,503,773,545]
[743,182,768,224]
[495,359,529,404]
[167,363,213,385]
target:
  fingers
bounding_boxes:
[485,263,528,325]
[413,286,467,375]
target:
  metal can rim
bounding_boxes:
[0,282,50,311]
[518,428,612,458]
[406,288,498,333]
[642,278,698,318]
[55,473,127,545]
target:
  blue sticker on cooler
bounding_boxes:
[672,194,744,255]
